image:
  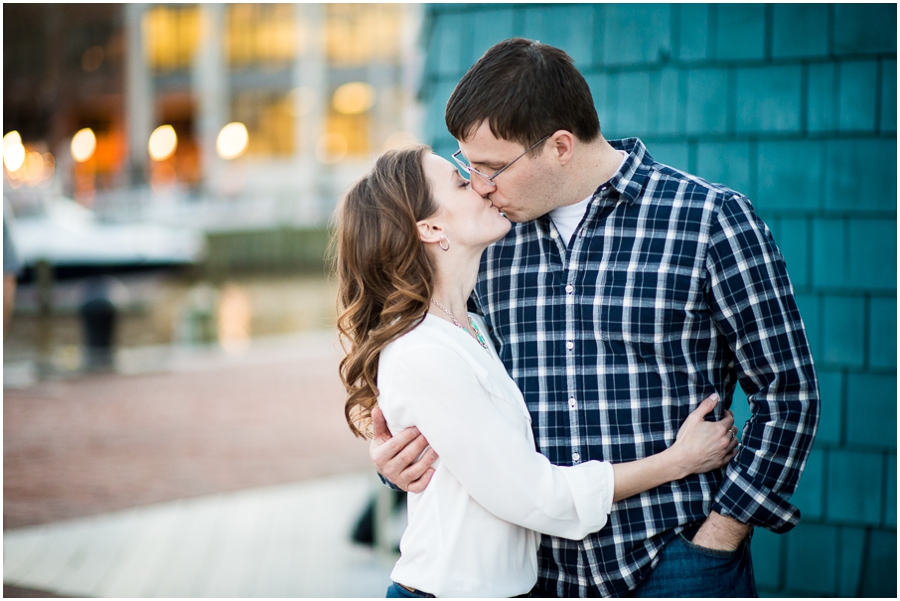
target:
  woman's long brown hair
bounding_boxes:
[332,145,438,438]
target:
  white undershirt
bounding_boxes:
[378,313,615,597]
[549,150,628,246]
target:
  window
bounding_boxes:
[325,4,402,67]
[143,5,200,72]
[226,4,297,68]
[231,91,295,157]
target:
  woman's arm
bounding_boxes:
[381,338,737,540]
[610,395,737,502]
[380,341,612,540]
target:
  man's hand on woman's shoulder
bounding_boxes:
[370,406,438,493]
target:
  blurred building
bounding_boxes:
[415,3,896,598]
[4,3,424,229]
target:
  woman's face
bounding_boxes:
[422,153,512,251]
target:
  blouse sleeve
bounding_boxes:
[380,340,615,541]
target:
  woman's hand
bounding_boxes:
[669,394,739,478]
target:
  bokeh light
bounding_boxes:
[82,46,105,72]
[71,128,97,163]
[332,82,375,115]
[4,131,25,172]
[216,122,249,160]
[148,124,178,161]
[23,151,45,182]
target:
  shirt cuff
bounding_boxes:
[712,466,801,533]
[560,460,615,537]
[378,471,404,493]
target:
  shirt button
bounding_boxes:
[566,341,574,350]
[565,284,574,294]
[568,397,577,409]
[550,229,559,239]
[572,452,581,462]
[600,185,608,192]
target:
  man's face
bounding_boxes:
[456,121,559,223]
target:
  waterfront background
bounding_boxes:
[4,3,897,597]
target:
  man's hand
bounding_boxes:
[370,406,438,493]
[691,511,751,551]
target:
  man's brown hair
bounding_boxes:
[445,38,601,151]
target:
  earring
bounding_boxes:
[439,235,450,251]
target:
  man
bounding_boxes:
[371,38,819,597]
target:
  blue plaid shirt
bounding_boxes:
[471,138,820,597]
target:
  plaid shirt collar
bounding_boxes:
[604,137,650,206]
[536,137,650,233]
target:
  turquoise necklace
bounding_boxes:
[430,298,488,351]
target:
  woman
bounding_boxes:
[335,145,738,598]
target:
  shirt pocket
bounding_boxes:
[594,270,695,344]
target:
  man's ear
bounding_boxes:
[549,130,576,166]
[416,220,444,244]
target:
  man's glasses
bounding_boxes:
[452,134,551,187]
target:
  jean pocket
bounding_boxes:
[677,532,742,559]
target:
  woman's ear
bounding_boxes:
[416,220,444,245]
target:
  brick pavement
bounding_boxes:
[3,331,372,530]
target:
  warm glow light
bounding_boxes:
[315,132,348,164]
[332,82,376,115]
[217,284,252,354]
[23,151,45,183]
[4,141,25,173]
[71,128,97,163]
[216,122,249,160]
[4,131,22,152]
[148,124,178,161]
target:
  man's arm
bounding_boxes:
[696,193,820,549]
[370,405,437,493]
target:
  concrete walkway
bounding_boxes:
[4,330,399,597]
[4,472,395,598]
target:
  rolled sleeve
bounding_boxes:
[705,194,820,532]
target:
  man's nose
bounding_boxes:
[470,174,495,196]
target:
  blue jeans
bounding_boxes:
[628,526,758,597]
[386,582,435,598]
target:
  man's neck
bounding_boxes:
[556,137,626,209]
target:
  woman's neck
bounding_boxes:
[429,252,481,330]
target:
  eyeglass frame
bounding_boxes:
[451,134,551,187]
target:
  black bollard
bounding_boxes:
[80,279,117,371]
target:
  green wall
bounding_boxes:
[419,3,897,596]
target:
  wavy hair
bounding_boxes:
[333,145,438,438]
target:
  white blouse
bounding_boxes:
[377,313,615,598]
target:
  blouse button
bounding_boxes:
[572,452,581,462]
[566,341,575,350]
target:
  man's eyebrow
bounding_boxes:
[468,156,502,170]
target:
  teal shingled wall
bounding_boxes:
[418,3,897,596]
